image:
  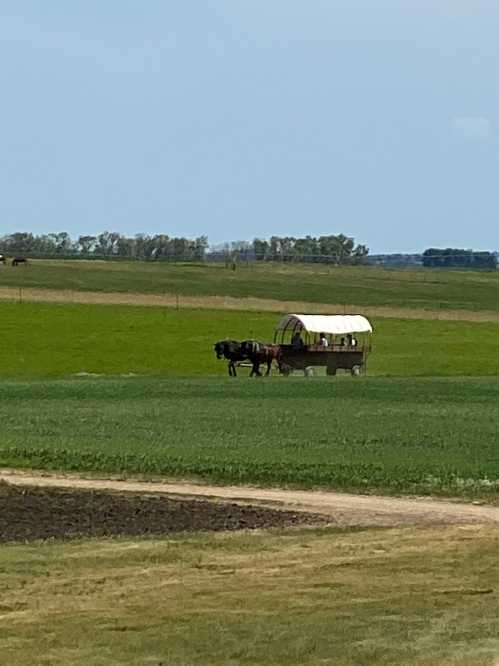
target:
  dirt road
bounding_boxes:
[1,469,499,528]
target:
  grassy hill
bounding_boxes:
[1,259,499,313]
[2,301,499,378]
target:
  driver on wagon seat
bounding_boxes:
[291,331,304,350]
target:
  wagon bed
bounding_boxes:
[279,345,367,375]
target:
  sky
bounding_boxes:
[1,1,498,254]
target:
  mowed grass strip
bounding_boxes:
[1,377,499,497]
[3,301,499,378]
[2,259,499,312]
[1,524,499,665]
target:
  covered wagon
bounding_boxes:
[274,314,373,376]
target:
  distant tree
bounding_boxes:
[350,243,369,264]
[96,231,121,256]
[193,235,208,261]
[115,235,136,258]
[473,252,498,269]
[78,235,97,255]
[294,236,318,261]
[422,248,497,269]
[35,234,58,254]
[49,232,74,255]
[0,232,36,255]
[253,238,269,261]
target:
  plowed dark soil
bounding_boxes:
[0,482,327,542]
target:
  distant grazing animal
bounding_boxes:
[240,341,283,377]
[214,340,248,377]
[11,256,28,267]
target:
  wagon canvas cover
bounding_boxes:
[276,314,373,335]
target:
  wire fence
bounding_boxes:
[0,251,497,269]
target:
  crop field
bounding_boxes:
[2,258,499,313]
[1,377,499,499]
[3,301,499,378]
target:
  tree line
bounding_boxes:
[0,231,369,265]
[226,234,369,264]
[422,248,497,269]
[2,232,494,269]
[0,232,209,261]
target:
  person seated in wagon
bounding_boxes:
[318,332,328,349]
[291,330,304,350]
[346,333,358,348]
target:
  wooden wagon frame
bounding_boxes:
[274,314,373,376]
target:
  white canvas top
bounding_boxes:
[275,314,373,335]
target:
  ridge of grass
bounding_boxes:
[2,259,499,312]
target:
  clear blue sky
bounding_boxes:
[1,2,498,253]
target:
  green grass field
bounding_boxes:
[2,259,499,312]
[2,377,499,498]
[2,301,499,378]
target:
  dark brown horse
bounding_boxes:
[241,341,283,377]
[12,256,28,266]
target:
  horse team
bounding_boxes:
[214,339,283,377]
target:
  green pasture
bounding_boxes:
[1,377,499,498]
[2,258,499,312]
[2,301,499,378]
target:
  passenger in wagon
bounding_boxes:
[318,333,328,349]
[346,333,358,347]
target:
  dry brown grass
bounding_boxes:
[2,285,499,324]
[1,524,499,664]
